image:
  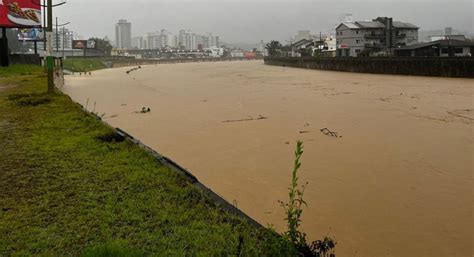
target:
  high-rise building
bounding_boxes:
[52,27,74,50]
[115,19,132,49]
[131,36,144,49]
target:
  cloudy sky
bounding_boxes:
[54,0,473,43]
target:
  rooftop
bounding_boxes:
[395,39,474,50]
[337,18,419,30]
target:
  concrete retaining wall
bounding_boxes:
[264,57,474,78]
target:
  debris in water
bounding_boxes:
[320,128,342,138]
[222,115,268,123]
[140,107,151,113]
[299,131,311,134]
[126,66,141,74]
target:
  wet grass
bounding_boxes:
[0,65,294,256]
[63,58,107,72]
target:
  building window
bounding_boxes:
[355,49,361,53]
[455,48,463,54]
[356,40,360,44]
[356,30,359,34]
[441,48,449,54]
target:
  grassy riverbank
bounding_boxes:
[0,65,292,256]
[63,58,107,72]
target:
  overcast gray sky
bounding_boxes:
[55,0,473,43]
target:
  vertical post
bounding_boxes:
[47,0,54,93]
[56,17,59,54]
[34,41,38,55]
[1,27,9,67]
[43,0,46,51]
[62,30,65,58]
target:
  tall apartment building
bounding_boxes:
[131,36,144,49]
[52,27,74,50]
[115,19,132,49]
[335,17,419,57]
[178,30,197,50]
[158,29,174,48]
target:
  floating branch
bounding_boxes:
[126,66,142,74]
[320,128,342,138]
[222,115,268,123]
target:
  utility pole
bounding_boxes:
[43,0,47,51]
[56,17,59,54]
[46,0,54,93]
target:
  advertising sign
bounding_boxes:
[72,40,86,49]
[86,39,96,49]
[73,40,97,49]
[17,28,43,41]
[0,0,42,28]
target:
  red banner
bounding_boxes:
[0,0,42,28]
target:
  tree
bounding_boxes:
[265,40,283,57]
[89,37,113,56]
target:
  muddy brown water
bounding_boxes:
[63,60,473,257]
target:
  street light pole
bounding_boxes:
[56,17,59,54]
[46,0,54,93]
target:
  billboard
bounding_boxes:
[17,28,43,41]
[86,39,96,49]
[72,40,86,49]
[0,0,42,28]
[73,40,96,49]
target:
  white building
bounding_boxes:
[178,30,197,50]
[206,47,224,57]
[52,27,74,50]
[115,19,132,49]
[294,30,315,42]
[131,36,144,49]
[335,17,419,57]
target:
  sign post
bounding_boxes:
[46,0,54,93]
[0,27,8,66]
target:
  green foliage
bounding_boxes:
[279,141,337,257]
[280,141,308,247]
[63,58,107,72]
[89,38,113,56]
[0,65,294,256]
[265,40,284,57]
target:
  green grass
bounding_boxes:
[63,58,107,72]
[0,65,294,256]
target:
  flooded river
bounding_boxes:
[63,60,473,257]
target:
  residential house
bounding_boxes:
[335,17,419,57]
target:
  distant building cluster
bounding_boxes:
[114,19,220,51]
